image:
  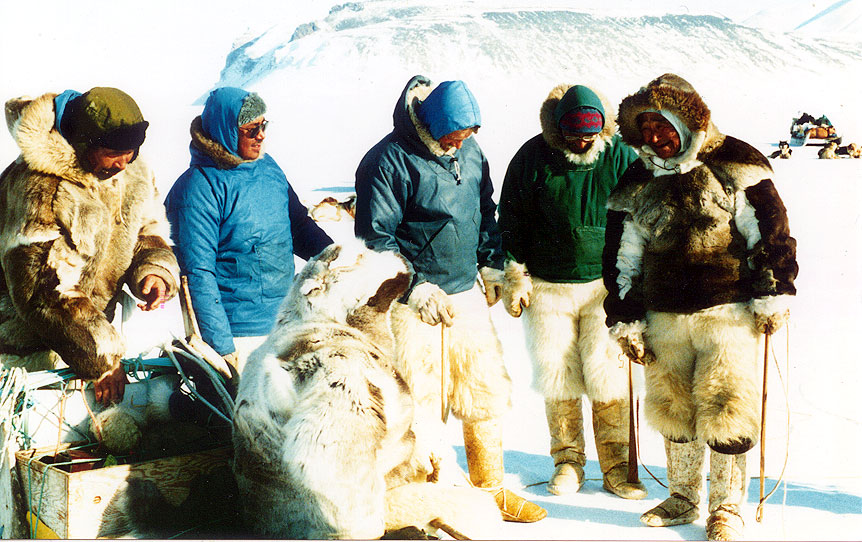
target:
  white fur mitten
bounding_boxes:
[408,282,455,326]
[502,260,532,317]
[609,320,655,366]
[478,267,505,307]
[750,295,792,335]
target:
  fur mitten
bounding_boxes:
[609,320,654,365]
[478,267,505,307]
[408,282,455,326]
[501,260,532,317]
[750,295,792,335]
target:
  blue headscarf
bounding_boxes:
[417,80,481,140]
[53,89,82,140]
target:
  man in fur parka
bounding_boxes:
[355,75,546,523]
[602,73,798,540]
[0,88,179,405]
[497,84,646,499]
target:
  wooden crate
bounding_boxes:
[15,442,231,539]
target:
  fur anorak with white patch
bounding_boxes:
[0,93,179,380]
[603,73,798,325]
[602,74,798,450]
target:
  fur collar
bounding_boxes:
[5,93,102,188]
[189,116,262,169]
[539,83,617,166]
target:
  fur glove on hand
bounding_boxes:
[502,260,532,317]
[609,320,655,366]
[408,282,456,326]
[750,295,792,335]
[479,266,505,307]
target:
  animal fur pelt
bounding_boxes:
[309,194,357,221]
[232,240,501,539]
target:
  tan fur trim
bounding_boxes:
[405,82,448,157]
[540,83,617,165]
[6,93,99,188]
[189,116,262,169]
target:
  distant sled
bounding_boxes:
[789,112,842,146]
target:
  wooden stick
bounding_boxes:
[627,357,640,484]
[441,325,450,423]
[758,332,770,521]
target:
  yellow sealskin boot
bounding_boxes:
[463,418,547,523]
[592,398,647,499]
[545,398,586,495]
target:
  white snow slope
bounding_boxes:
[1,1,861,540]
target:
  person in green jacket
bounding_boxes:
[498,84,645,499]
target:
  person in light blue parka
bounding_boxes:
[354,75,546,524]
[165,87,332,373]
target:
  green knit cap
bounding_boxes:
[64,87,149,153]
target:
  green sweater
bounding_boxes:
[499,133,637,283]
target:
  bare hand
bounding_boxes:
[93,366,127,405]
[138,275,167,311]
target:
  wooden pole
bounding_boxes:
[758,332,770,521]
[627,358,640,484]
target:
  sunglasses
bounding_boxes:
[563,133,599,142]
[240,119,269,138]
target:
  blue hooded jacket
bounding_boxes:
[354,75,504,296]
[165,87,332,355]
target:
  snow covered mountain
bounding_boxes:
[205,0,862,194]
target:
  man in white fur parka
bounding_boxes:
[602,73,798,541]
[0,88,179,405]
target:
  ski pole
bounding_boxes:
[441,324,451,423]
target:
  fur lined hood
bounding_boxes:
[540,83,618,165]
[189,116,261,169]
[4,93,104,188]
[401,77,453,158]
[617,73,771,188]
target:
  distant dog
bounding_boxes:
[309,194,357,221]
[769,141,792,159]
[819,141,839,159]
[232,241,501,539]
[837,142,861,159]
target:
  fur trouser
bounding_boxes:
[523,278,628,403]
[644,303,761,449]
[391,284,511,463]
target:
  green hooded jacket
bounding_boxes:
[498,84,638,283]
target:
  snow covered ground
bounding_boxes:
[1,1,861,539]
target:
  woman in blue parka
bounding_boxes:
[165,87,332,373]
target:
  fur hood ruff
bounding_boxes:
[540,83,618,165]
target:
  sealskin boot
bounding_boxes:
[706,450,747,541]
[545,399,586,495]
[641,439,704,527]
[463,418,547,523]
[592,399,647,500]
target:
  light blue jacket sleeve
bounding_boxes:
[165,169,235,355]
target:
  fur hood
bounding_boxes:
[404,80,452,158]
[189,116,261,169]
[617,73,771,188]
[4,93,105,189]
[540,83,618,165]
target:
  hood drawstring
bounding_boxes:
[452,157,462,184]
